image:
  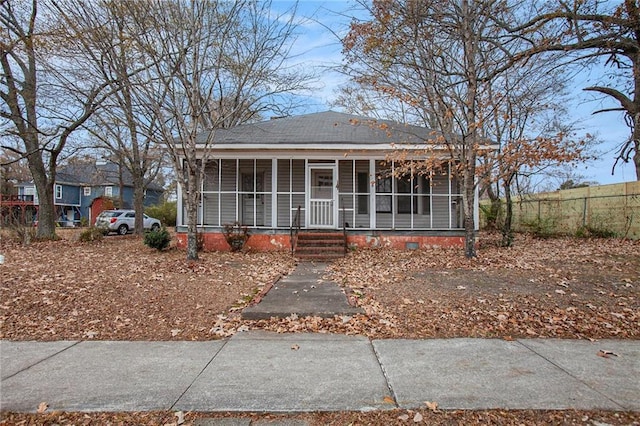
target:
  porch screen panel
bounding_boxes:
[203,161,219,191]
[338,160,354,228]
[262,194,272,227]
[451,177,463,228]
[431,174,451,228]
[220,193,237,224]
[375,162,393,228]
[292,193,305,226]
[258,159,272,227]
[291,160,305,192]
[412,175,431,229]
[220,159,237,191]
[355,161,370,228]
[277,194,291,227]
[277,159,290,192]
[202,193,219,226]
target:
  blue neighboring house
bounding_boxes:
[15,160,164,226]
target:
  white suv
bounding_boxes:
[95,209,161,235]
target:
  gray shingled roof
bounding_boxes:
[197,111,439,146]
[55,161,164,191]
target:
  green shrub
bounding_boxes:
[575,224,617,239]
[521,217,559,239]
[79,227,105,242]
[145,201,177,227]
[144,226,171,251]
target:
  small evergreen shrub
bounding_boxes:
[79,227,105,242]
[144,227,171,251]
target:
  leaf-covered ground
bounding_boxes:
[2,408,639,425]
[2,230,639,424]
[1,231,638,341]
[241,233,640,340]
[0,231,296,341]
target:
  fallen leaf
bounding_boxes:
[555,289,566,295]
[37,402,48,413]
[597,350,618,359]
[171,329,182,337]
[425,400,440,413]
[174,411,185,425]
[398,413,410,421]
[383,395,395,404]
[413,412,423,422]
[291,344,300,351]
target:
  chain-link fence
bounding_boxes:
[481,181,640,240]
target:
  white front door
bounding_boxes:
[308,166,336,228]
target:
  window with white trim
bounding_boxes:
[83,187,91,196]
[105,186,113,197]
[55,184,62,199]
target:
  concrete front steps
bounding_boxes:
[294,231,346,262]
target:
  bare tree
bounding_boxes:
[479,59,592,246]
[1,0,112,238]
[344,0,527,257]
[508,0,640,179]
[126,0,314,260]
[45,0,166,234]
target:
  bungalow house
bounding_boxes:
[175,111,484,254]
[12,160,164,226]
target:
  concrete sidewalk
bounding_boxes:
[1,332,638,413]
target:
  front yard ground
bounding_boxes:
[1,230,638,425]
[1,230,638,341]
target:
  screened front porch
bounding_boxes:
[180,158,465,231]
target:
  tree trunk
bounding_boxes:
[485,183,502,229]
[185,166,199,261]
[501,179,514,247]
[634,109,640,181]
[26,145,57,239]
[461,0,477,259]
[132,172,145,235]
[34,177,56,239]
[463,161,477,258]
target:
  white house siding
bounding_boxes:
[190,157,464,231]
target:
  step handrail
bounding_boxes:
[290,205,301,255]
[341,197,348,254]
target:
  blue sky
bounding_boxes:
[273,0,635,186]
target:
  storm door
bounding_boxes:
[307,166,336,228]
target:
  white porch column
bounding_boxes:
[271,158,277,228]
[369,159,376,229]
[474,182,480,230]
[177,180,183,226]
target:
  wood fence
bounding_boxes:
[480,181,640,239]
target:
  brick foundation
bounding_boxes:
[175,232,464,251]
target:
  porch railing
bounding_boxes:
[290,205,301,255]
[309,199,333,227]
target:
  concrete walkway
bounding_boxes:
[1,333,639,413]
[1,263,639,413]
[242,263,362,319]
